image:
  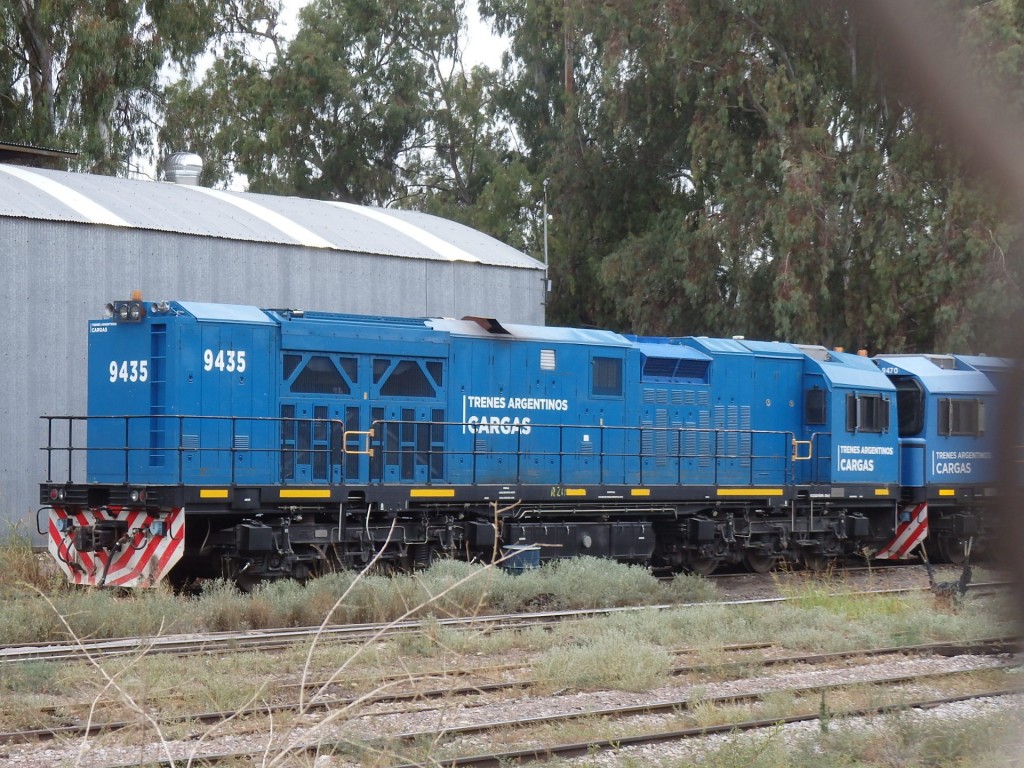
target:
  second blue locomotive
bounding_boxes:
[40,298,998,586]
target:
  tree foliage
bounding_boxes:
[161,0,473,203]
[474,0,1024,352]
[0,0,280,174]
[2,0,1021,352]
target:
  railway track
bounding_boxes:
[57,642,1019,768]
[1,566,1010,765]
[2,637,1015,749]
[385,688,1024,768]
[1,579,1007,666]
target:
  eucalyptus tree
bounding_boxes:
[481,0,1022,352]
[0,0,280,174]
[162,0,475,204]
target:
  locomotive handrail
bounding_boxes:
[342,429,375,457]
[44,413,829,490]
[791,439,813,461]
[804,431,832,483]
[369,418,798,488]
[41,414,346,486]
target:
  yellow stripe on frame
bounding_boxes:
[874,488,890,496]
[280,489,332,499]
[630,488,651,497]
[200,489,229,499]
[939,489,956,497]
[410,488,456,498]
[717,488,784,497]
[565,488,587,497]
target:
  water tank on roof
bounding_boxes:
[165,152,203,185]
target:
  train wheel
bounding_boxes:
[685,556,719,576]
[928,535,967,565]
[743,551,775,574]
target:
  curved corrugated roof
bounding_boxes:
[0,165,543,270]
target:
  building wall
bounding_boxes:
[1,218,545,531]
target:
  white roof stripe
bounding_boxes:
[0,165,130,227]
[326,201,481,263]
[187,186,335,249]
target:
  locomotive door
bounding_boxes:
[280,401,344,483]
[366,356,447,484]
[370,404,447,483]
[279,352,368,485]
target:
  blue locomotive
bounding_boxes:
[39,297,997,587]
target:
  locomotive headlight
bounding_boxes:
[129,488,147,503]
[109,299,147,323]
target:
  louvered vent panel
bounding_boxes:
[641,421,654,455]
[699,412,712,468]
[656,409,668,466]
[684,424,697,458]
[670,420,682,457]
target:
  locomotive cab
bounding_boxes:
[874,354,997,563]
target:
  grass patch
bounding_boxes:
[0,523,62,595]
[654,705,1022,768]
[4,551,1015,768]
[0,557,718,643]
[535,628,673,691]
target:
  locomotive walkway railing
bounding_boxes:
[373,419,801,488]
[42,414,819,490]
[41,415,347,486]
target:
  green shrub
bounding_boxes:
[663,572,719,604]
[0,523,63,595]
[197,579,249,631]
[678,707,1022,768]
[536,627,672,692]
[0,660,61,694]
[491,557,668,612]
[0,599,67,643]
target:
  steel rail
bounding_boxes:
[386,666,1021,746]
[385,688,1024,768]
[0,581,1008,666]
[3,637,1014,747]
[92,667,1022,768]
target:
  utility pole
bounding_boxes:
[543,178,551,296]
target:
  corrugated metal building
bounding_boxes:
[0,165,545,531]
